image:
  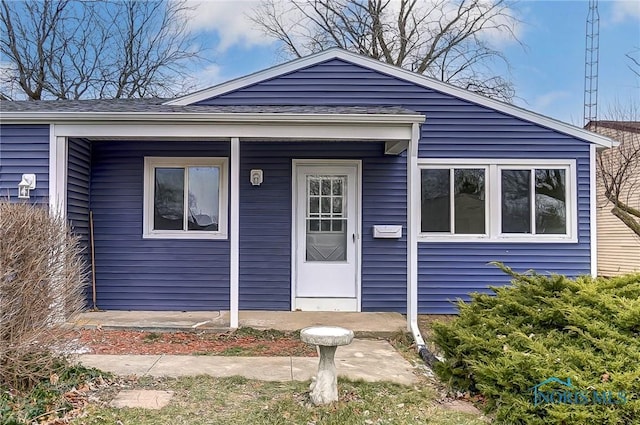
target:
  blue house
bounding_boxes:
[0,49,614,333]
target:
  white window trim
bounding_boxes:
[143,157,228,240]
[419,165,490,239]
[418,158,578,243]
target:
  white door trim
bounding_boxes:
[291,159,362,311]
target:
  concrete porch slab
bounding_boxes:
[68,310,407,338]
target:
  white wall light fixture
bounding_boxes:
[18,174,36,199]
[250,169,263,186]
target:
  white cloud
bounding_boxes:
[533,90,571,111]
[185,63,226,91]
[185,0,274,51]
[0,62,25,100]
[611,0,640,23]
[184,0,521,54]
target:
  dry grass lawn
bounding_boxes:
[72,375,488,425]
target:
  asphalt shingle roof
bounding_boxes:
[0,98,418,115]
[589,121,640,133]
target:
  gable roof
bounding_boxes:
[167,48,615,148]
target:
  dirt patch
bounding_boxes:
[71,328,318,357]
[418,314,456,341]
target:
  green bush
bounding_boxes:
[432,264,640,425]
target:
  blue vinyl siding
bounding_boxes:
[90,140,231,311]
[67,138,92,301]
[67,138,91,248]
[419,131,592,313]
[0,124,49,203]
[240,141,406,312]
[199,58,592,314]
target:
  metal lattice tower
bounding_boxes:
[584,0,600,126]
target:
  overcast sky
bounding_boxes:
[184,0,640,125]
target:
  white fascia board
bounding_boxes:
[53,121,415,141]
[167,48,614,148]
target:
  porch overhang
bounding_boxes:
[7,109,425,156]
[52,118,420,154]
[41,111,425,329]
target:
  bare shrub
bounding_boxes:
[0,201,87,391]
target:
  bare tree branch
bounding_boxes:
[627,47,640,78]
[0,0,201,100]
[250,0,521,102]
[593,101,640,238]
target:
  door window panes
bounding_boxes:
[306,175,347,262]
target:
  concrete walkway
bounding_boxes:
[70,310,407,338]
[77,339,418,385]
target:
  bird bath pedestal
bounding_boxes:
[300,326,354,405]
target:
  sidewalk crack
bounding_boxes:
[290,356,293,381]
[145,354,164,376]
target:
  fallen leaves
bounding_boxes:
[72,329,318,357]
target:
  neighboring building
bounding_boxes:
[587,121,640,276]
[0,49,614,329]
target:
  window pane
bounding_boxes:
[321,197,331,214]
[321,179,331,195]
[332,197,342,214]
[309,178,319,195]
[502,169,531,233]
[454,169,485,234]
[421,169,450,232]
[308,219,320,232]
[187,167,219,231]
[154,168,184,230]
[309,197,319,215]
[535,169,566,234]
[332,179,343,195]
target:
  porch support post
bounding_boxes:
[407,123,420,331]
[49,128,67,218]
[230,137,240,328]
[48,129,67,323]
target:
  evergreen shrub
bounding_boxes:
[432,264,640,424]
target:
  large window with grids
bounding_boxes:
[143,157,228,239]
[419,159,576,242]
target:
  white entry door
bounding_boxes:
[293,161,360,311]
